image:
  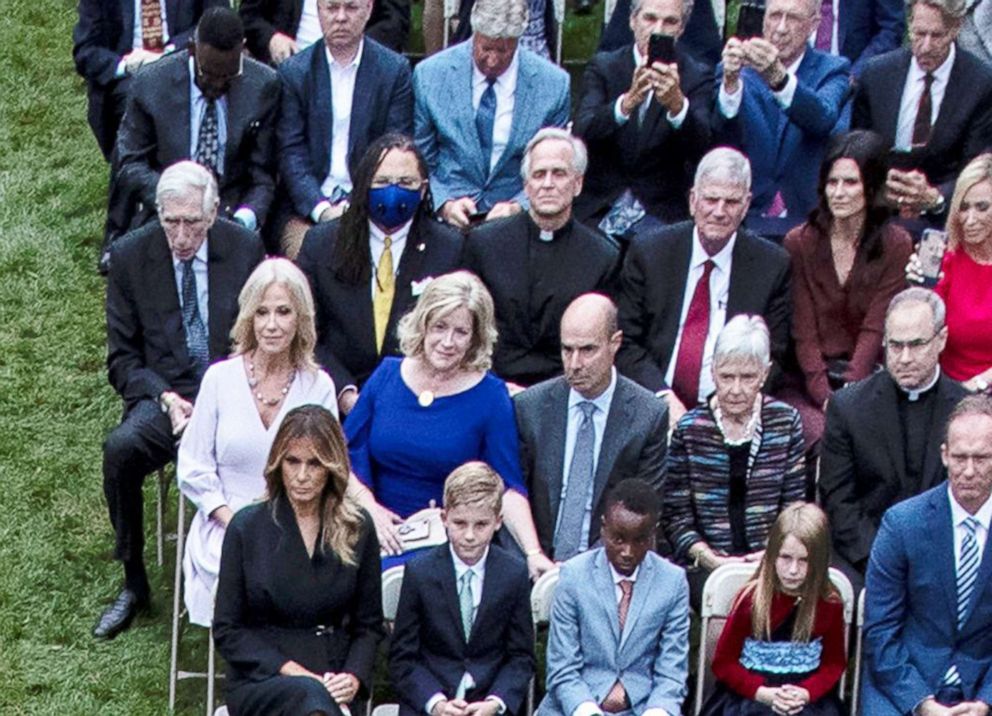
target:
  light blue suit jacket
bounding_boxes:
[862,484,992,715]
[412,41,570,212]
[538,549,689,716]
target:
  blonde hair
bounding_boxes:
[946,153,992,252]
[264,405,365,565]
[742,502,838,642]
[230,258,319,372]
[443,461,504,515]
[396,271,498,372]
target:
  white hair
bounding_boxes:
[713,314,771,367]
[155,160,219,215]
[471,0,529,38]
[520,127,589,179]
[694,146,752,192]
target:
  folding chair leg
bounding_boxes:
[156,468,168,567]
[169,497,186,711]
[207,627,216,716]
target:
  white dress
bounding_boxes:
[177,356,338,626]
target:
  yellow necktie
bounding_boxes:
[373,235,395,353]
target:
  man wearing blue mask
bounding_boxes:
[296,133,463,416]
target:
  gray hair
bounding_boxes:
[471,0,529,38]
[907,0,967,22]
[155,160,219,215]
[694,146,752,192]
[885,287,947,333]
[713,314,771,368]
[520,127,589,179]
[630,0,694,21]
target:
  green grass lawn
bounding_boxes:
[0,0,614,712]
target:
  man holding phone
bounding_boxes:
[714,0,851,240]
[573,0,713,241]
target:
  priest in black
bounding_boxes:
[819,288,966,593]
[461,128,620,390]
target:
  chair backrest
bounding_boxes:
[371,705,400,716]
[531,567,560,626]
[827,567,855,699]
[851,588,866,716]
[381,565,406,630]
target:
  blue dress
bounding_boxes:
[345,357,527,520]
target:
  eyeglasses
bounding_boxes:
[161,216,208,229]
[370,176,424,191]
[884,332,940,353]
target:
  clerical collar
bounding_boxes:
[529,214,572,242]
[899,367,941,402]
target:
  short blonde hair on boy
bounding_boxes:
[443,461,504,515]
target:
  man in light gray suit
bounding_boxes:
[514,293,668,560]
[412,0,570,230]
[539,479,689,716]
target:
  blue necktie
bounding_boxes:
[459,570,475,641]
[555,401,596,560]
[476,78,497,173]
[181,259,210,373]
[195,99,221,177]
[943,517,981,686]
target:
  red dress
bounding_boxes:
[934,248,992,382]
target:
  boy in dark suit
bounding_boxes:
[390,462,535,716]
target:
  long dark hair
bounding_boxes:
[808,130,890,262]
[334,133,434,285]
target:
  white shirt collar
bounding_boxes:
[171,238,209,268]
[948,485,992,533]
[567,367,618,414]
[369,217,413,245]
[785,50,805,76]
[909,42,956,83]
[899,366,941,401]
[690,226,737,273]
[325,38,364,69]
[608,560,640,584]
[472,46,520,94]
[450,544,490,578]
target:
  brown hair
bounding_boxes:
[264,405,364,565]
[443,461,504,515]
[744,502,838,642]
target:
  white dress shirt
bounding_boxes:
[718,51,802,118]
[317,41,364,212]
[557,369,619,551]
[664,228,735,402]
[472,51,519,173]
[948,487,992,568]
[894,45,955,150]
[368,218,412,298]
[613,45,689,128]
[295,0,323,48]
[171,239,210,335]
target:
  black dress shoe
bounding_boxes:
[93,589,147,640]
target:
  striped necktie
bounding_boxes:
[943,516,981,686]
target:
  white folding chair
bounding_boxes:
[168,495,220,715]
[828,567,855,700]
[382,565,406,631]
[156,467,167,566]
[552,0,566,65]
[526,567,560,716]
[371,706,400,716]
[850,589,866,716]
[442,0,461,49]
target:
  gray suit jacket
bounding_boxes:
[959,0,992,65]
[412,41,570,212]
[538,549,689,716]
[514,374,668,558]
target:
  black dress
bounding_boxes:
[213,499,385,716]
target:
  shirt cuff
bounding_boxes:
[485,696,507,714]
[667,97,689,128]
[233,207,258,231]
[311,200,332,223]
[718,82,743,118]
[642,709,670,716]
[426,693,446,715]
[338,384,358,400]
[614,95,631,125]
[572,702,604,716]
[116,58,128,78]
[772,72,798,108]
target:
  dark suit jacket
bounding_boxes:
[276,38,413,219]
[114,49,279,228]
[295,212,462,390]
[389,544,535,716]
[106,218,265,407]
[573,45,713,224]
[862,484,992,715]
[714,49,851,229]
[599,0,722,66]
[852,45,992,199]
[514,374,669,557]
[72,0,226,157]
[819,370,966,569]
[240,0,411,60]
[616,221,791,393]
[840,0,905,76]
[461,213,620,386]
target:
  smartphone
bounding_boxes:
[887,148,920,172]
[648,33,677,65]
[918,229,947,286]
[467,211,488,227]
[735,3,765,38]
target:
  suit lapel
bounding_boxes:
[471,548,505,644]
[171,54,193,159]
[434,547,466,641]
[594,549,621,646]
[313,48,334,175]
[929,489,959,629]
[490,53,535,181]
[591,379,629,513]
[922,378,956,489]
[331,248,377,354]
[350,43,378,165]
[389,219,429,337]
[545,380,570,531]
[880,51,913,145]
[206,232,234,357]
[619,556,653,652]
[449,45,487,183]
[726,233,757,315]
[962,519,992,632]
[148,229,190,365]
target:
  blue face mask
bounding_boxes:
[368,184,422,231]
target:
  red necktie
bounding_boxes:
[815,0,834,51]
[912,73,936,147]
[140,0,165,51]
[601,580,634,713]
[672,260,715,408]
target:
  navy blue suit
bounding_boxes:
[714,49,850,237]
[862,484,992,714]
[277,38,413,219]
[389,544,535,716]
[839,0,905,76]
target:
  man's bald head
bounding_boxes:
[560,294,621,399]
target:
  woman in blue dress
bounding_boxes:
[344,270,554,577]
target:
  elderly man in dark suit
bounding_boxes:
[820,288,967,593]
[275,0,413,257]
[462,129,619,389]
[109,7,279,251]
[617,146,791,427]
[73,0,228,160]
[852,0,992,225]
[515,294,668,561]
[96,161,264,640]
[574,0,713,240]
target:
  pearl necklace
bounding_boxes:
[712,396,761,446]
[247,354,295,406]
